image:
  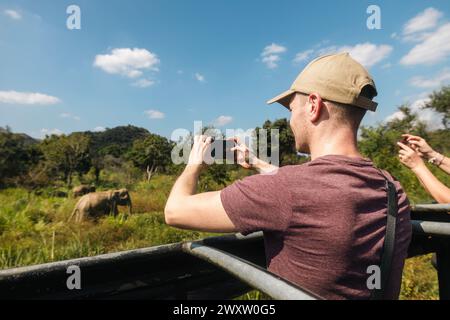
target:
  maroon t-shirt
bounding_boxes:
[220,155,412,300]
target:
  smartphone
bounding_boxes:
[398,137,409,146]
[210,138,237,162]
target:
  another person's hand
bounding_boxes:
[397,141,425,170]
[401,134,435,159]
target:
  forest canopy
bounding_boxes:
[1,87,449,204]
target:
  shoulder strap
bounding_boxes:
[371,172,398,300]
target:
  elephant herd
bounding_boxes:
[69,185,132,222]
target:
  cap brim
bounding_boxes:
[266,89,295,109]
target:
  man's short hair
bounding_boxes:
[326,85,376,128]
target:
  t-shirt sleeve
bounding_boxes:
[220,170,293,236]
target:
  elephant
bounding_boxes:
[69,188,132,222]
[72,185,96,197]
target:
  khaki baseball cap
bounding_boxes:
[266,52,378,111]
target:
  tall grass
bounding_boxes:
[0,173,440,299]
[0,175,213,269]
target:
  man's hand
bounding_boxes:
[401,134,435,159]
[230,137,278,174]
[397,141,425,171]
[187,134,213,171]
[229,136,254,169]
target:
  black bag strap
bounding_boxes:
[370,171,398,300]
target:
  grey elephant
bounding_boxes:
[72,185,96,197]
[69,188,132,222]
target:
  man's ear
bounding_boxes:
[307,93,324,122]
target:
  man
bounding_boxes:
[164,53,412,300]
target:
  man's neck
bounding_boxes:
[309,128,362,161]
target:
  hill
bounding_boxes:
[84,125,152,157]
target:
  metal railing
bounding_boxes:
[409,204,450,300]
[0,204,449,300]
[182,237,320,300]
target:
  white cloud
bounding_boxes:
[132,78,155,88]
[402,31,434,43]
[403,7,443,36]
[93,126,106,132]
[385,111,406,123]
[339,43,393,67]
[401,23,450,66]
[213,115,233,127]
[144,109,165,119]
[410,69,450,88]
[261,43,287,69]
[293,49,314,63]
[293,42,391,68]
[0,91,61,105]
[93,48,160,78]
[262,43,287,56]
[385,95,444,130]
[60,113,80,121]
[262,55,280,69]
[195,73,205,82]
[4,9,21,20]
[40,128,63,137]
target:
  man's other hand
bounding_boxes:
[230,136,278,174]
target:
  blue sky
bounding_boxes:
[0,0,449,139]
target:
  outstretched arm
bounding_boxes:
[412,165,450,203]
[164,135,237,232]
[398,141,450,203]
[164,164,237,232]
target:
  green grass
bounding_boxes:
[0,174,440,299]
[0,176,215,269]
[400,254,439,300]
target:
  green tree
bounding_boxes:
[425,85,450,128]
[0,127,40,187]
[199,164,231,192]
[40,133,91,187]
[127,134,173,181]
